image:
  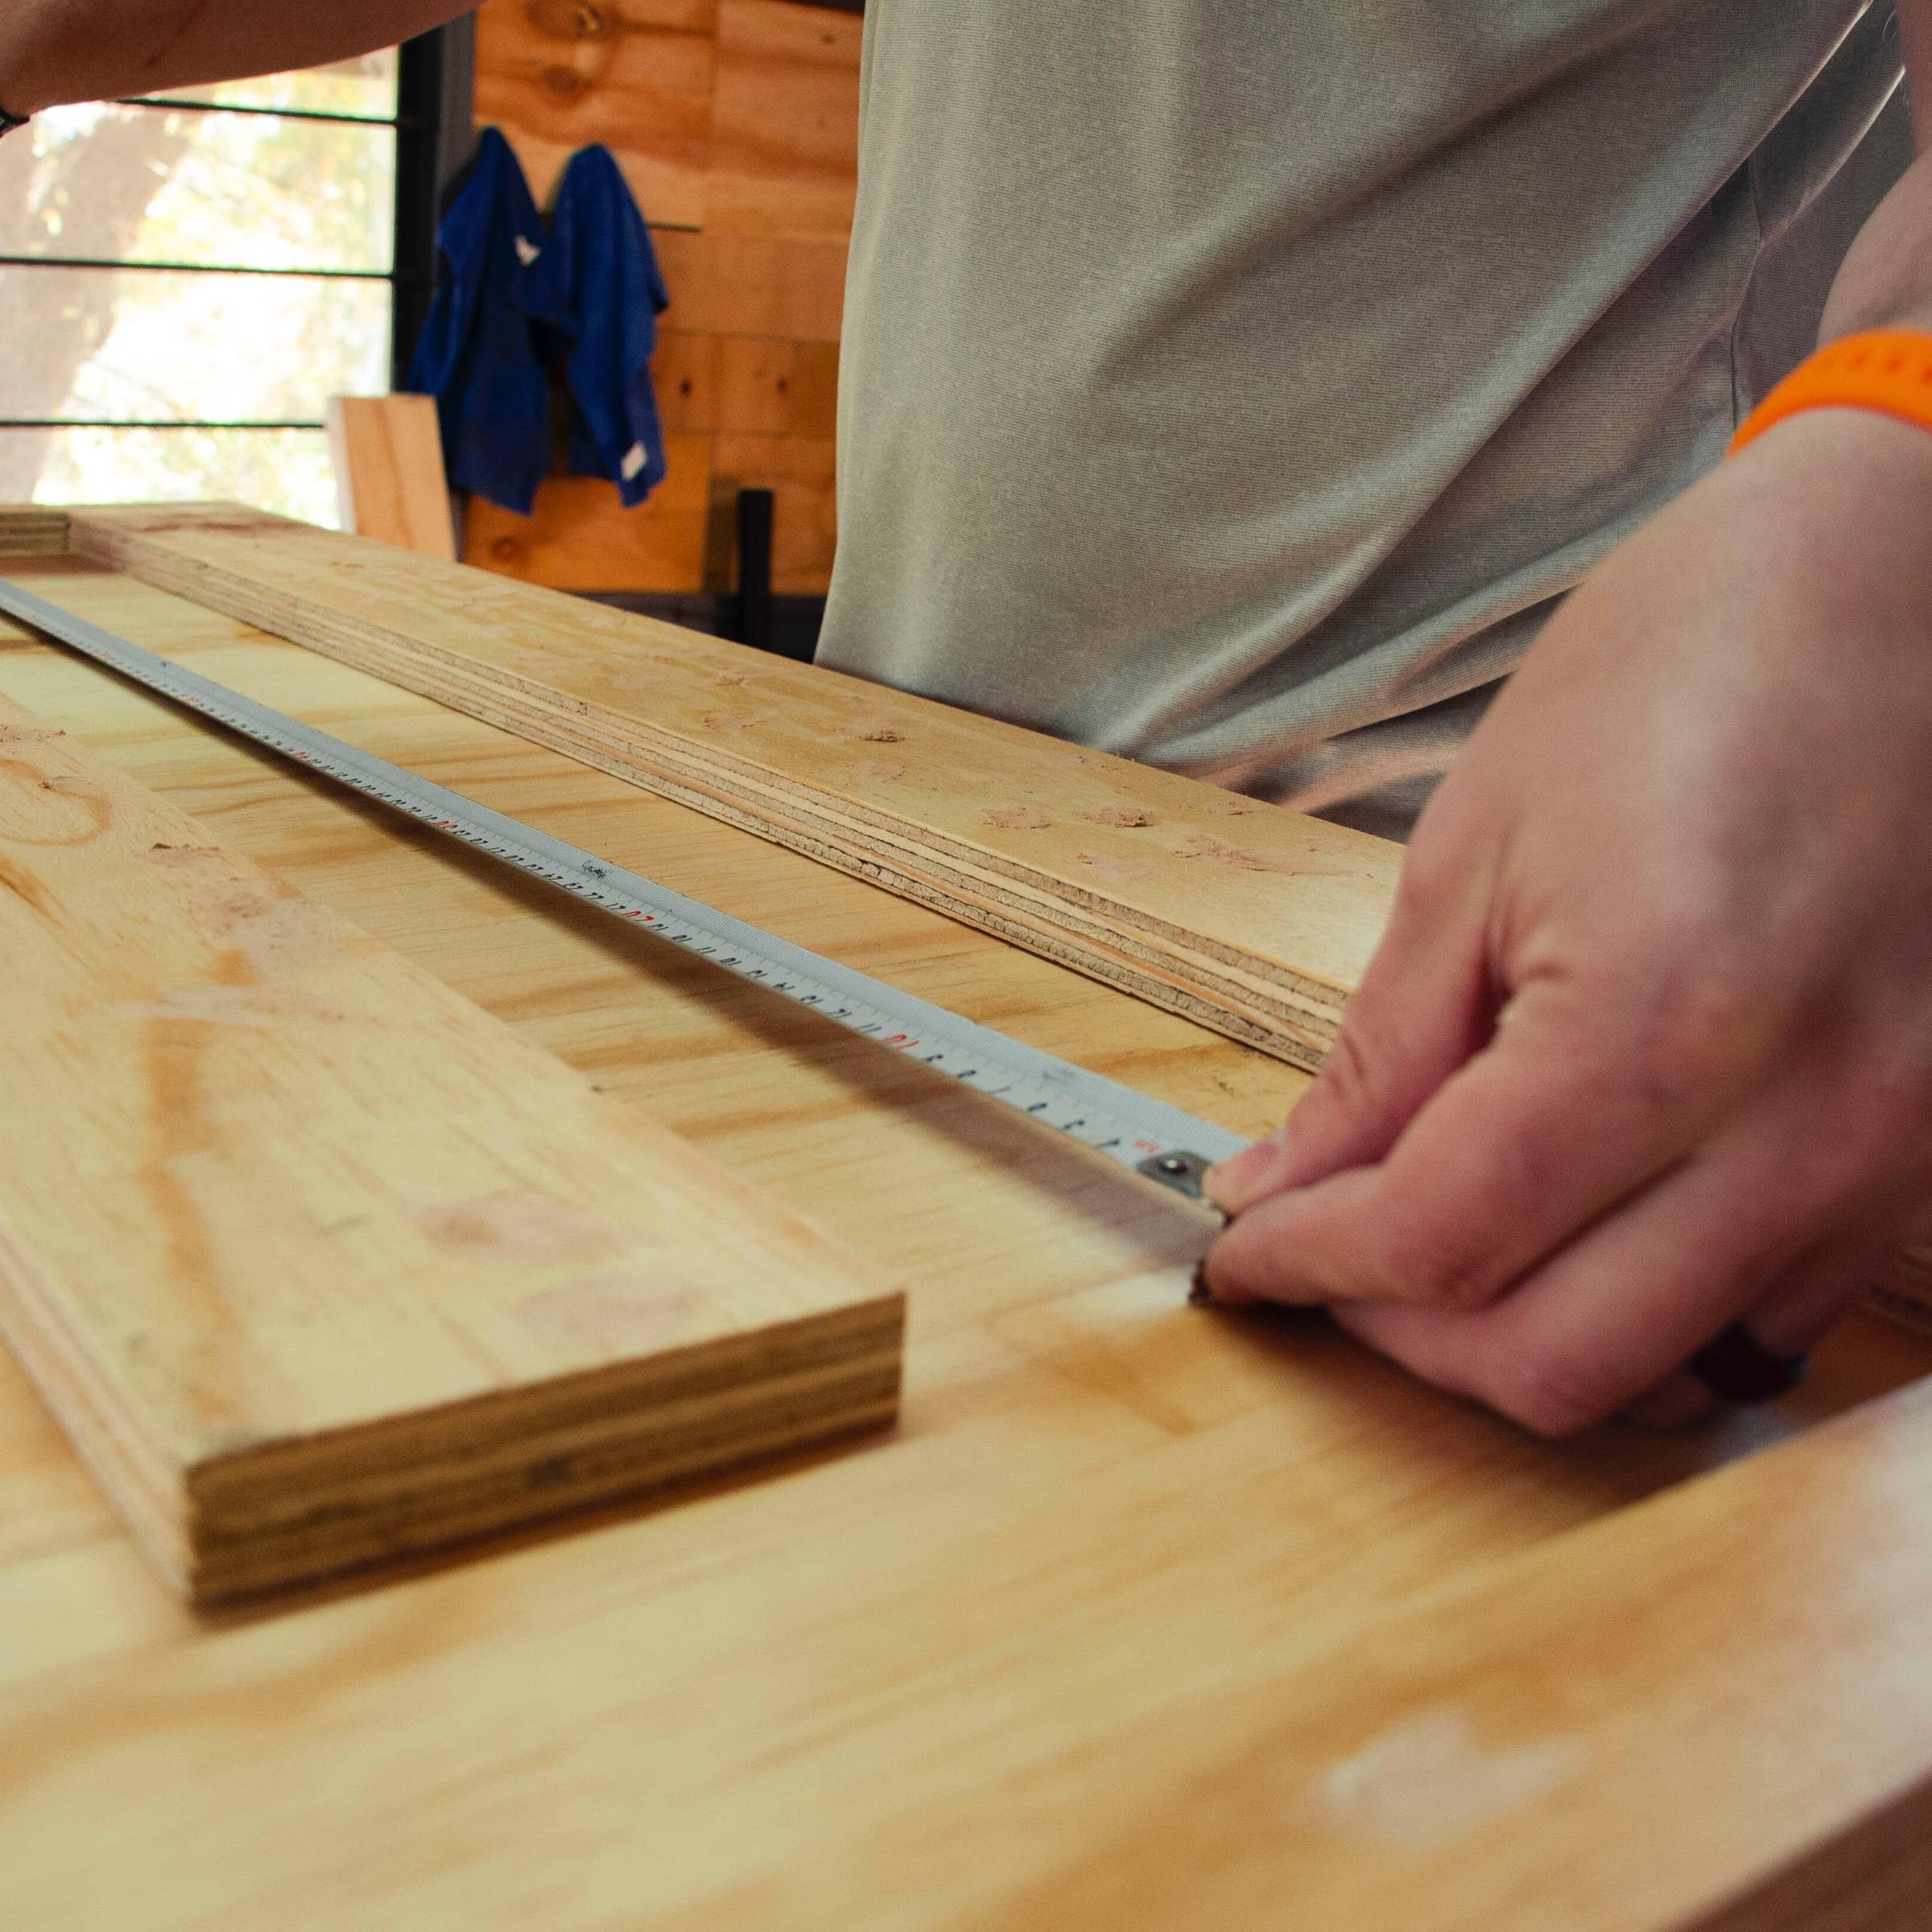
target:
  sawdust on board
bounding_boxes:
[1174,830,1349,877]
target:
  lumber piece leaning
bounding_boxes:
[0,692,902,1605]
[326,395,459,559]
[68,504,1401,1072]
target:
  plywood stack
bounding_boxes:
[72,505,1397,1069]
[0,680,901,1604]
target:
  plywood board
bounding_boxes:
[464,440,713,591]
[706,0,862,239]
[473,0,718,227]
[0,683,900,1604]
[2,557,1930,1930]
[652,228,849,341]
[70,506,1399,1068]
[327,394,456,559]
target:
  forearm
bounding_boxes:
[0,0,473,117]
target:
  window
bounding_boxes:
[0,52,418,526]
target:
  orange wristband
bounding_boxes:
[1728,328,1932,456]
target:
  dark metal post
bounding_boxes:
[391,19,477,387]
[735,488,776,655]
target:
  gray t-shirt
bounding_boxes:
[816,2,1911,838]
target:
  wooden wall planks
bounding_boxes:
[0,675,900,1603]
[465,440,714,589]
[473,0,720,227]
[706,0,863,239]
[467,0,854,597]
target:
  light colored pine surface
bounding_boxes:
[0,667,899,1604]
[71,506,1400,1068]
[326,395,458,560]
[0,555,1930,1926]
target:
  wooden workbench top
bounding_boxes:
[3,557,1930,1930]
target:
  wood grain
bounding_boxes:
[0,682,899,1604]
[69,506,1397,1069]
[1,555,1929,1928]
[463,441,714,591]
[327,395,456,560]
[473,0,718,226]
[706,0,863,239]
[651,229,849,341]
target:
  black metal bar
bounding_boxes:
[733,489,777,656]
[391,19,476,386]
[0,254,393,281]
[114,96,406,129]
[0,419,328,432]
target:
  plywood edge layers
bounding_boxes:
[67,506,1386,1067]
[0,690,903,1606]
[0,506,72,555]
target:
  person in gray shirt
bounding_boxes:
[7,1,1931,1435]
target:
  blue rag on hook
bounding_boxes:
[404,128,564,516]
[547,145,671,507]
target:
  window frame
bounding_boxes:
[0,20,474,445]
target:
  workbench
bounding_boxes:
[5,551,1932,1930]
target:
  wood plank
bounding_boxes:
[473,0,718,227]
[706,0,862,240]
[788,337,840,438]
[654,328,724,434]
[652,228,849,341]
[327,394,456,560]
[0,684,900,1604]
[463,442,713,591]
[68,505,1399,1069]
[969,1375,1932,1932]
[716,336,801,435]
[3,559,1930,1929]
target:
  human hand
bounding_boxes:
[1201,409,1932,1434]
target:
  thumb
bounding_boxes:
[1206,860,1494,1215]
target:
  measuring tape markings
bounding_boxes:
[0,576,1249,1199]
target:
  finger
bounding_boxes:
[1626,1211,1922,1427]
[1205,861,1492,1215]
[1203,968,1743,1312]
[1328,1105,1872,1435]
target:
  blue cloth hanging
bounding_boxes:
[547,145,671,507]
[404,127,564,517]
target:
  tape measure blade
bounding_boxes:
[0,576,1250,1186]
